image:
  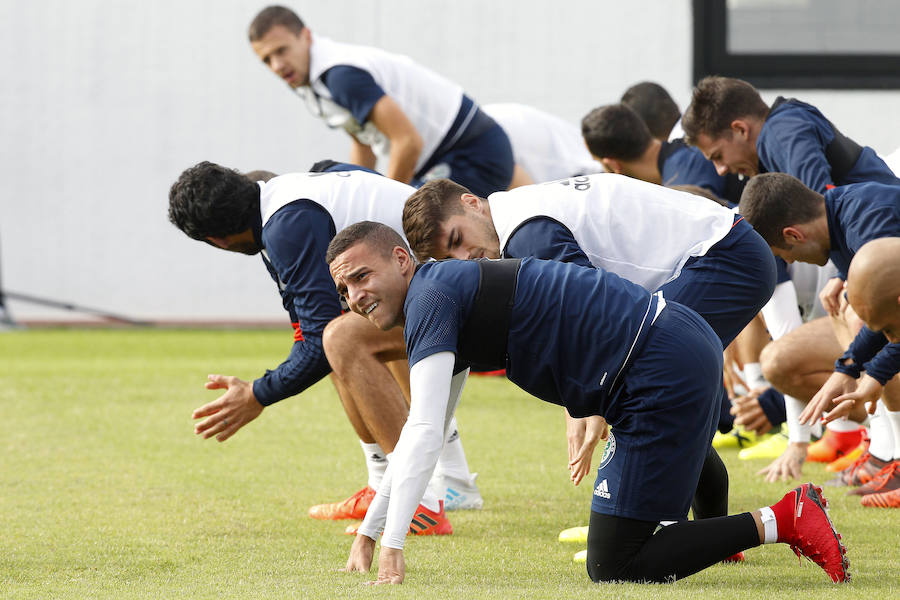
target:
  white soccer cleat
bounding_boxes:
[441,473,484,510]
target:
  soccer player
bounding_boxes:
[327,221,848,584]
[620,81,683,142]
[682,76,900,189]
[739,173,900,498]
[167,162,482,531]
[402,174,776,530]
[247,5,513,197]
[683,76,900,473]
[581,103,732,202]
[825,238,900,507]
[481,103,603,187]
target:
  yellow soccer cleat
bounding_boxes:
[738,430,788,460]
[713,428,762,449]
[573,549,587,563]
[558,525,589,544]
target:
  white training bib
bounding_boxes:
[489,173,736,291]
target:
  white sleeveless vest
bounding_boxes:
[489,173,736,292]
[259,170,410,243]
[483,103,603,183]
[297,35,464,173]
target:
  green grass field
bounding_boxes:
[2,329,897,599]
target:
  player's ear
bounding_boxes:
[394,245,412,270]
[782,225,804,244]
[460,193,481,212]
[600,158,621,174]
[730,119,751,140]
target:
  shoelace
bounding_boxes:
[867,462,900,492]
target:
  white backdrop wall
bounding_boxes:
[2,0,898,321]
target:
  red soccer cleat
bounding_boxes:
[807,428,864,463]
[408,500,453,535]
[769,483,850,583]
[722,552,745,563]
[344,501,453,536]
[308,486,375,520]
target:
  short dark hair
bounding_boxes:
[248,5,305,42]
[402,179,470,262]
[738,173,825,247]
[581,103,653,161]
[168,161,260,240]
[325,221,410,266]
[620,81,681,140]
[682,76,770,145]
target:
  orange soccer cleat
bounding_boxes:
[825,432,868,472]
[344,500,453,536]
[860,487,900,508]
[848,460,900,496]
[807,428,864,463]
[308,486,375,520]
[826,452,892,487]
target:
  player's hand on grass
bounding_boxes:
[568,415,608,486]
[369,547,404,585]
[758,442,808,482]
[192,374,264,442]
[800,371,856,425]
[729,387,773,435]
[342,533,375,573]
[825,373,882,423]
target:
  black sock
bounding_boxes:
[692,446,729,519]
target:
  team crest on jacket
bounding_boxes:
[597,431,616,470]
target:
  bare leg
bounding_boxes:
[323,312,409,453]
[733,314,771,365]
[385,359,411,404]
[761,317,843,401]
[329,373,376,443]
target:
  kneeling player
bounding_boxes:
[327,221,849,584]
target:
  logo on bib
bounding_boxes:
[597,431,616,470]
[594,478,611,499]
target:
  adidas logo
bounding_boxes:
[594,478,611,499]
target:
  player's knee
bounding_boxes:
[323,318,355,365]
[759,341,791,388]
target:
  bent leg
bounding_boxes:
[323,312,409,452]
[761,317,841,401]
[586,511,760,583]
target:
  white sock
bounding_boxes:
[742,363,767,389]
[784,395,812,443]
[421,480,442,513]
[869,401,894,462]
[360,441,388,491]
[886,409,900,461]
[435,417,473,482]
[826,418,861,433]
[758,506,778,544]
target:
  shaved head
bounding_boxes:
[847,237,900,342]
